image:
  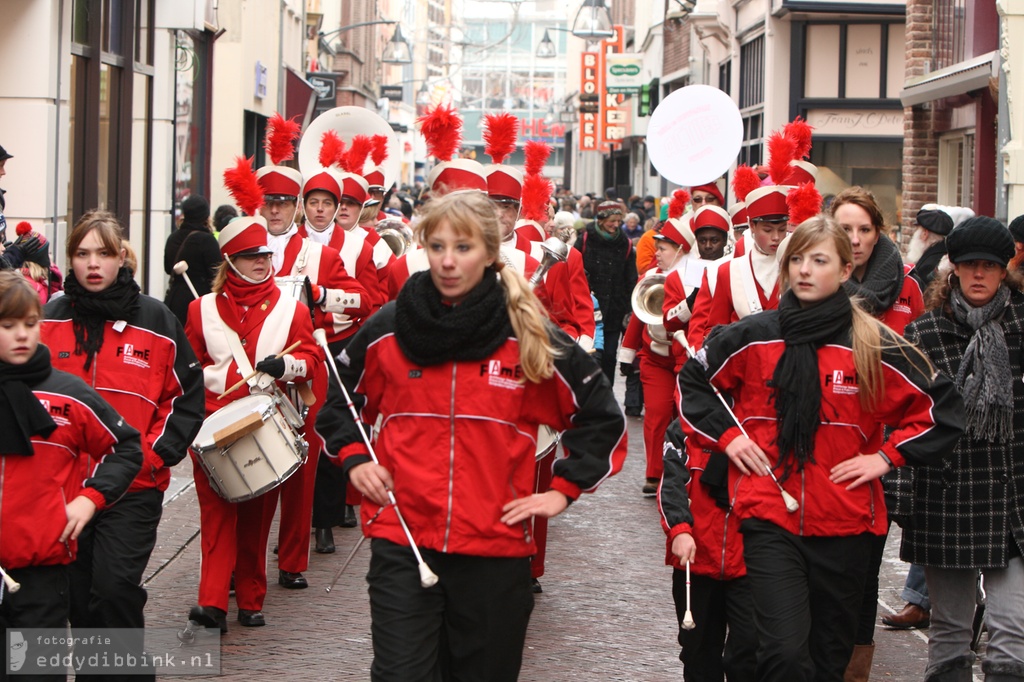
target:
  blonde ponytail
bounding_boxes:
[498,266,558,383]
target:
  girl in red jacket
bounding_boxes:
[43,210,206,664]
[184,208,320,634]
[0,271,141,654]
[319,191,627,682]
[679,215,964,682]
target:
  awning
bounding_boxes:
[284,67,318,131]
[900,51,998,107]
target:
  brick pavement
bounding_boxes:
[141,381,978,681]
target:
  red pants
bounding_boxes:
[640,352,677,480]
[192,452,274,612]
[266,369,327,574]
[530,447,556,579]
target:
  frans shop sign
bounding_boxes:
[806,109,902,136]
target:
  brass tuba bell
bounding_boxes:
[631,273,667,326]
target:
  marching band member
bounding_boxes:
[901,217,1024,682]
[0,270,142,670]
[659,420,756,681]
[318,190,627,681]
[184,159,319,632]
[679,215,963,681]
[255,114,370,581]
[619,216,690,495]
[42,210,204,675]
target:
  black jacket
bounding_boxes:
[574,225,637,330]
[163,223,222,325]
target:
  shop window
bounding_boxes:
[811,140,903,225]
[740,112,763,167]
[938,134,974,207]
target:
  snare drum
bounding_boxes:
[192,394,308,502]
[536,425,560,462]
[275,276,308,305]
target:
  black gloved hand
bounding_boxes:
[14,234,42,258]
[619,362,636,377]
[255,355,286,378]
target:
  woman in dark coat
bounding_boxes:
[902,216,1024,682]
[164,195,222,324]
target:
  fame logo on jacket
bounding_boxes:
[116,343,151,369]
[825,369,859,395]
[481,360,524,390]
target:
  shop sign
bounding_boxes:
[805,109,902,136]
[606,54,643,94]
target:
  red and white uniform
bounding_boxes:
[663,252,730,371]
[385,247,430,301]
[267,230,369,575]
[686,246,780,350]
[515,221,545,243]
[298,222,383,314]
[619,267,677,481]
[511,231,593,345]
[185,288,320,613]
[353,224,396,293]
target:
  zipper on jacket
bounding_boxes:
[442,363,456,552]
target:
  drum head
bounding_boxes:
[193,394,275,451]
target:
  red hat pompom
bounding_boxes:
[521,174,552,223]
[418,104,463,162]
[370,134,389,166]
[319,130,346,169]
[732,165,762,202]
[341,135,373,174]
[785,116,814,160]
[668,189,690,220]
[786,183,823,226]
[15,221,33,237]
[264,113,301,165]
[223,156,265,216]
[767,130,796,186]
[523,141,551,176]
[483,112,519,165]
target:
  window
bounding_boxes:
[740,113,763,167]
[719,60,731,95]
[739,36,764,110]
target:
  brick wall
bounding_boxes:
[663,18,691,77]
[900,0,940,249]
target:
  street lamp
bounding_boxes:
[536,29,557,59]
[571,0,614,40]
[319,20,413,65]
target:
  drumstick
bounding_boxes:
[173,261,200,299]
[217,341,302,400]
[314,328,439,589]
[673,331,799,514]
[0,564,21,593]
[680,560,695,630]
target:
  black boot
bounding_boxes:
[188,605,227,634]
[315,527,335,554]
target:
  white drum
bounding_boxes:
[192,394,308,502]
[275,276,308,305]
[536,425,561,461]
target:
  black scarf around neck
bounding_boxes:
[394,270,514,366]
[64,267,141,371]
[0,345,57,455]
[843,235,903,315]
[772,289,853,481]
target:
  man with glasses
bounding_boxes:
[686,186,789,350]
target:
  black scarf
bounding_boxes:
[64,267,141,371]
[843,235,903,315]
[0,345,57,455]
[772,289,853,481]
[394,270,514,366]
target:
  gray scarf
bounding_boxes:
[843,234,904,315]
[949,285,1013,443]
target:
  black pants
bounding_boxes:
[741,520,873,682]
[313,337,351,529]
[69,488,162,682]
[853,528,889,644]
[672,570,757,682]
[0,564,68,682]
[598,307,625,382]
[624,369,643,410]
[367,539,534,682]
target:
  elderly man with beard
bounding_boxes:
[906,205,970,289]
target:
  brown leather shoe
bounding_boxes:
[881,603,930,629]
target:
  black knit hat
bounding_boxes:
[946,216,1015,267]
[1009,214,1024,245]
[0,145,12,162]
[181,195,210,224]
[916,207,954,236]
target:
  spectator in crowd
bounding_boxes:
[164,195,222,326]
[623,213,645,244]
[212,204,238,234]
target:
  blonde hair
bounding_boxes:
[781,215,931,409]
[210,261,229,294]
[358,203,379,227]
[0,270,43,319]
[121,240,138,275]
[415,192,558,383]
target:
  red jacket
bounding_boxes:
[319,300,628,558]
[1,368,142,569]
[619,267,674,370]
[687,250,780,350]
[43,295,206,493]
[185,289,321,415]
[658,424,745,579]
[879,270,925,335]
[678,309,964,537]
